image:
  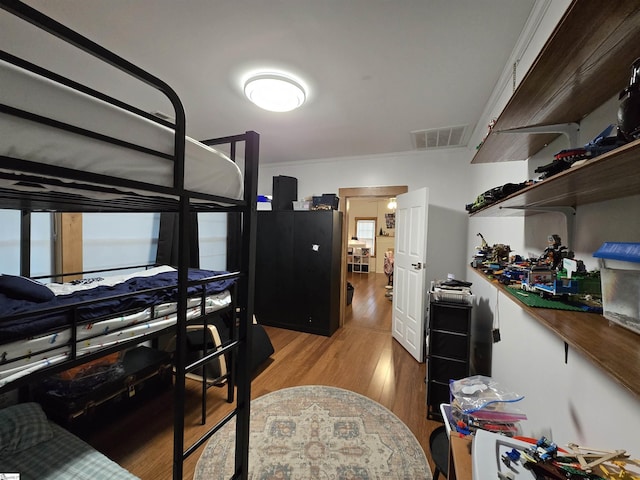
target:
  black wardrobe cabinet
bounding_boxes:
[426,300,473,420]
[255,210,343,336]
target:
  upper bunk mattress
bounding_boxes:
[0,59,243,200]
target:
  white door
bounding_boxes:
[392,188,429,361]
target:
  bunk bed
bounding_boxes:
[0,265,235,388]
[0,2,258,479]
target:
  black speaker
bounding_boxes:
[272,175,298,211]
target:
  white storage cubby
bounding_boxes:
[347,243,370,274]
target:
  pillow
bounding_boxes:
[0,402,53,454]
[0,274,55,302]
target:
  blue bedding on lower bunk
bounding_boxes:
[0,269,235,343]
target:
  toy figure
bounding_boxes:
[471,233,491,268]
[538,234,573,270]
[491,243,512,265]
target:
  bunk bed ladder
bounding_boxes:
[173,131,259,480]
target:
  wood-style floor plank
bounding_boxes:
[85,272,442,479]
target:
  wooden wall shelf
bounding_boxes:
[472,0,640,164]
[470,138,640,217]
[472,268,640,399]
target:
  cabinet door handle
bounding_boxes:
[411,262,422,270]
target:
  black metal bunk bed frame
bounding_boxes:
[0,1,258,479]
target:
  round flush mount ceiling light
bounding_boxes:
[244,73,306,112]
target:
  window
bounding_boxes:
[355,218,376,256]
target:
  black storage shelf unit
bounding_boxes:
[255,210,343,336]
[426,300,473,420]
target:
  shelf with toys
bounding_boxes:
[470,234,640,400]
[469,1,640,217]
[469,137,640,218]
[471,267,640,399]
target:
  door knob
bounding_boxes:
[411,262,422,270]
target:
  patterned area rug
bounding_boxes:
[194,385,431,479]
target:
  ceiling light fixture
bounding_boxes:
[387,198,397,210]
[244,73,306,112]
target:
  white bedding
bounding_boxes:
[45,265,176,295]
[0,59,243,200]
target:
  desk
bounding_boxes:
[448,435,472,480]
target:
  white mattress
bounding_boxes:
[0,59,243,200]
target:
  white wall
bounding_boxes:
[258,147,472,285]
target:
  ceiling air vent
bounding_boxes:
[411,125,467,149]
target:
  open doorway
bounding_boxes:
[338,186,408,329]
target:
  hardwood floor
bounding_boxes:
[86,272,442,479]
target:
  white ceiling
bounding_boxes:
[2,0,536,165]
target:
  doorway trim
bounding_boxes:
[338,185,408,327]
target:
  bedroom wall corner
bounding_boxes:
[257,147,474,285]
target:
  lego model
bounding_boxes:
[471,233,492,268]
[536,234,573,271]
[532,276,580,300]
[498,265,529,285]
[471,232,511,272]
[535,125,628,180]
[519,268,555,292]
[465,181,532,213]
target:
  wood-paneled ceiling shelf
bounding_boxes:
[472,0,640,165]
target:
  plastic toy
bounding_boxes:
[465,181,532,213]
[470,233,511,270]
[536,234,573,271]
[535,125,628,180]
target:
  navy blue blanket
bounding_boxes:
[0,269,235,344]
